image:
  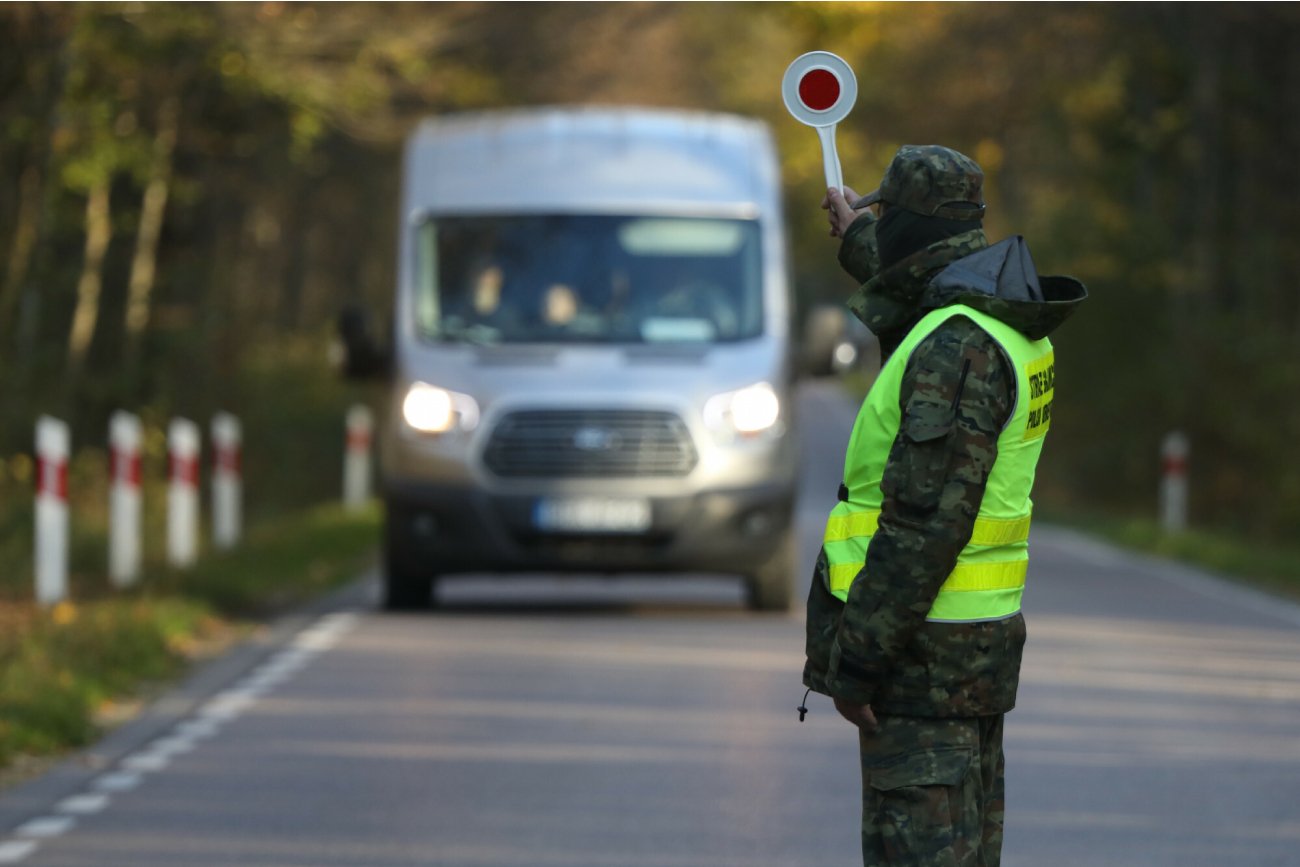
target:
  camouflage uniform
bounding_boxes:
[803,146,1086,866]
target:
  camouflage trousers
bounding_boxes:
[859,713,1005,867]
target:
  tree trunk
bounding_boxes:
[0,163,43,333]
[1188,7,1221,312]
[1289,19,1300,338]
[124,94,180,352]
[66,180,114,371]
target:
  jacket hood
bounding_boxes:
[845,227,989,355]
[923,236,1087,339]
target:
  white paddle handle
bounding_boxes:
[817,125,842,194]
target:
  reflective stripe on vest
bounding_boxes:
[822,304,1054,622]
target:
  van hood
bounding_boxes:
[400,338,788,413]
[469,342,714,369]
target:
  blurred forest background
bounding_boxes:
[2,2,1299,557]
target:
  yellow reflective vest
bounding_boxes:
[823,304,1054,622]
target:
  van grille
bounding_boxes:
[483,409,697,478]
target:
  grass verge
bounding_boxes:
[0,597,220,767]
[159,501,383,616]
[0,501,381,773]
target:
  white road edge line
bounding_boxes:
[149,736,197,756]
[14,816,75,838]
[174,718,221,739]
[121,752,170,773]
[92,772,141,793]
[0,841,38,863]
[55,794,110,815]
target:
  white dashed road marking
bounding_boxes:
[54,795,109,816]
[0,841,38,864]
[149,736,197,756]
[175,718,221,739]
[91,772,141,793]
[121,752,170,773]
[13,818,73,839]
[0,609,361,865]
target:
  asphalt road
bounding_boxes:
[2,380,1299,866]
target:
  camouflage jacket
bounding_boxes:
[804,218,1086,718]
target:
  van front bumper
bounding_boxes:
[383,479,796,576]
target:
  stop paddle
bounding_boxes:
[781,51,858,194]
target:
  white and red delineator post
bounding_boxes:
[167,418,201,568]
[1160,431,1189,533]
[211,412,242,550]
[343,405,373,511]
[782,51,859,194]
[109,411,143,588]
[35,416,70,606]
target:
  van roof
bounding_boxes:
[404,107,776,218]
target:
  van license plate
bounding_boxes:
[534,498,652,533]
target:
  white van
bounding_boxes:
[343,107,798,610]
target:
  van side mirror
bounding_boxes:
[335,305,391,379]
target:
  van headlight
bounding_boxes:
[402,382,480,434]
[704,382,781,439]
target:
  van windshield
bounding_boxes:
[414,215,763,345]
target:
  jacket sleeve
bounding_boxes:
[837,212,879,284]
[801,549,839,695]
[824,316,1015,706]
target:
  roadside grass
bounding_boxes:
[157,501,382,616]
[0,500,381,772]
[0,597,221,767]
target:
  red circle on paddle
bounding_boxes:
[798,68,841,111]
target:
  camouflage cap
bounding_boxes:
[853,145,986,221]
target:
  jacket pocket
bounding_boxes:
[868,746,973,791]
[881,399,955,516]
